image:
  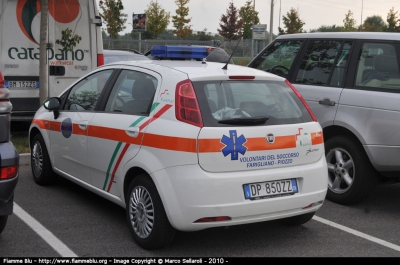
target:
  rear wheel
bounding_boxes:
[278,212,315,226]
[0,215,8,234]
[31,134,57,185]
[126,174,176,250]
[325,136,378,205]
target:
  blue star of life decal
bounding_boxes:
[221,130,247,160]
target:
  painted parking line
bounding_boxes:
[13,203,78,257]
[313,216,400,252]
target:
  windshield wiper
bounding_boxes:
[218,116,269,125]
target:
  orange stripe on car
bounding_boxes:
[89,125,143,145]
[198,139,224,152]
[198,135,297,153]
[32,119,323,153]
[245,135,297,151]
[32,119,49,130]
[311,132,324,145]
[142,134,197,153]
[49,121,61,132]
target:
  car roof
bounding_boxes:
[102,60,283,81]
[277,32,400,41]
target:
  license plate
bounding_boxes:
[243,179,298,200]
[6,81,38,88]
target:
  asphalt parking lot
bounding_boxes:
[1,158,400,257]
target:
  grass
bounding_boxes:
[10,131,30,154]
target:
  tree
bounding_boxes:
[172,0,193,40]
[384,7,400,32]
[342,10,358,32]
[239,0,260,40]
[195,29,213,41]
[102,29,109,39]
[146,0,170,38]
[99,0,127,39]
[218,1,244,40]
[39,0,49,104]
[363,15,386,31]
[309,24,343,32]
[278,8,305,35]
[55,28,82,52]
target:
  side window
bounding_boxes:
[204,84,219,113]
[329,41,352,86]
[355,42,400,91]
[251,40,303,78]
[294,40,344,86]
[105,70,157,115]
[64,70,113,111]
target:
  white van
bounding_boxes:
[0,0,104,120]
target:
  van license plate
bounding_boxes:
[7,81,38,88]
[243,179,298,200]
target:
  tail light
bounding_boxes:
[0,71,4,87]
[285,79,318,122]
[229,76,255,80]
[97,54,104,67]
[175,79,203,127]
[0,165,18,180]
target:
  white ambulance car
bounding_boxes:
[29,46,328,249]
[0,0,103,121]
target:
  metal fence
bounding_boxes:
[103,39,268,58]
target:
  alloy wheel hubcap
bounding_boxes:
[326,148,355,194]
[129,186,154,239]
[32,141,43,177]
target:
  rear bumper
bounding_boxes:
[0,176,18,215]
[151,156,328,231]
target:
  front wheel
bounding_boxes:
[325,136,378,205]
[126,174,176,250]
[278,212,315,226]
[0,215,8,234]
[31,134,57,185]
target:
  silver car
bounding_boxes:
[248,32,400,204]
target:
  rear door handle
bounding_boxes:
[78,121,89,130]
[319,98,336,106]
[125,127,140,138]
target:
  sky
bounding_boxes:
[96,0,400,36]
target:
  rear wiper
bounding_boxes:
[218,116,269,125]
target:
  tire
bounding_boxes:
[126,174,176,250]
[31,134,57,185]
[278,212,315,226]
[325,136,378,205]
[0,215,8,234]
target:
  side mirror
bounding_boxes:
[43,97,61,119]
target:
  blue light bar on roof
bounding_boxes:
[151,45,208,59]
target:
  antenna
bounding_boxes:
[205,34,237,62]
[222,38,241,70]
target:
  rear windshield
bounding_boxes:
[192,80,312,127]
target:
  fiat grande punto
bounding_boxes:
[29,46,328,249]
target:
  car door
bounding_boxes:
[49,69,114,183]
[336,40,400,172]
[289,40,354,128]
[87,68,160,196]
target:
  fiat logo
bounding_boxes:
[266,133,275,144]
